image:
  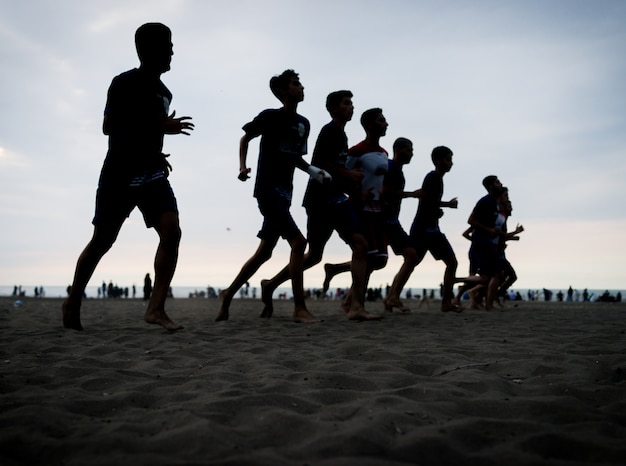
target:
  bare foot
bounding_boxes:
[62,299,83,331]
[216,289,230,321]
[340,292,352,314]
[451,298,465,311]
[293,307,319,323]
[144,309,184,331]
[347,309,383,321]
[260,279,274,318]
[383,297,411,313]
[441,303,463,313]
[468,288,483,309]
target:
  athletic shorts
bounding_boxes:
[360,210,387,258]
[411,229,455,262]
[385,220,414,255]
[93,178,178,228]
[256,195,302,242]
[306,201,364,249]
[469,240,499,276]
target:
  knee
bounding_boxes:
[90,238,115,256]
[257,245,274,263]
[89,228,120,255]
[351,234,368,257]
[161,224,182,248]
[306,247,324,266]
[446,256,458,271]
[404,248,420,266]
[291,236,307,255]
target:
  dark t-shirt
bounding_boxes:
[99,68,172,187]
[302,120,349,209]
[243,108,310,202]
[471,194,499,243]
[411,170,443,232]
[382,158,404,221]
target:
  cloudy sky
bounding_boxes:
[1,0,625,295]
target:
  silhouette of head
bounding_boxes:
[482,175,502,194]
[326,90,353,112]
[269,69,301,102]
[360,108,383,129]
[360,108,387,137]
[431,146,453,163]
[135,23,173,73]
[393,137,413,164]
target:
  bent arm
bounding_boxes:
[468,211,497,238]
[238,133,253,181]
[404,188,423,199]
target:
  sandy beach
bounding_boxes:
[1,296,624,465]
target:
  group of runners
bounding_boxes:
[61,23,522,331]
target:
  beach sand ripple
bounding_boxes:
[1,297,625,465]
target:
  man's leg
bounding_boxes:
[287,233,318,323]
[485,274,501,311]
[260,243,325,318]
[322,261,351,294]
[384,246,419,312]
[217,236,278,321]
[144,211,183,331]
[62,220,124,330]
[441,253,461,312]
[345,233,382,321]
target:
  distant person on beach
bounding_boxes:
[380,137,423,313]
[259,90,379,321]
[143,273,153,300]
[321,108,391,315]
[408,146,460,313]
[62,23,194,331]
[216,70,331,323]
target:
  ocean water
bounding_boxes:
[1,285,622,302]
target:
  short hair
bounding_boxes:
[393,137,412,152]
[269,69,299,100]
[326,90,353,112]
[482,175,499,190]
[431,145,453,163]
[360,108,383,129]
[135,23,171,61]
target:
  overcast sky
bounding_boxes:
[1,0,625,294]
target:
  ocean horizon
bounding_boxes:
[2,285,622,302]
